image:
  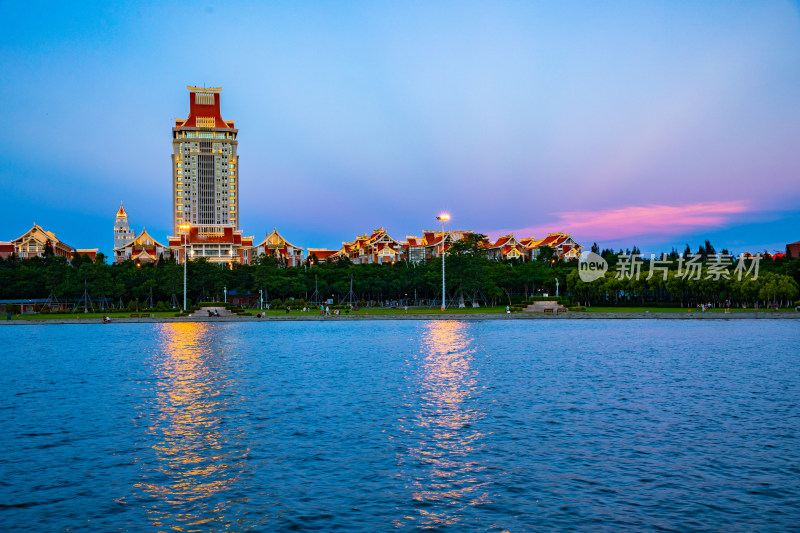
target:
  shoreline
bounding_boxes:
[2,312,799,325]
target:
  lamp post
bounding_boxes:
[179,223,191,311]
[224,286,227,304]
[436,214,450,311]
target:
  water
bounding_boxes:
[1,320,799,532]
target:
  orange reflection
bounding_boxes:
[395,320,488,528]
[134,323,248,531]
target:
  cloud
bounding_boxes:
[487,201,750,242]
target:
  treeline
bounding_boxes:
[0,237,798,308]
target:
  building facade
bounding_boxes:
[520,232,583,260]
[406,230,473,263]
[6,224,97,261]
[113,228,169,264]
[253,228,305,266]
[114,204,136,250]
[168,87,252,265]
[340,228,406,264]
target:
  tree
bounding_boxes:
[537,246,555,262]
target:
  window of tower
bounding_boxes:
[197,117,215,128]
[195,93,214,105]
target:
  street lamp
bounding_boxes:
[178,223,191,311]
[436,213,450,311]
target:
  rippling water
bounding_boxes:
[1,320,799,531]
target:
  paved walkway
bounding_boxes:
[188,306,232,318]
[2,312,799,325]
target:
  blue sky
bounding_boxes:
[1,1,799,258]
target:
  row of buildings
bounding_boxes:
[1,212,583,266]
[1,86,583,266]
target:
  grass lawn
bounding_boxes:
[240,306,508,316]
[3,305,795,320]
[1,311,181,320]
[583,306,794,313]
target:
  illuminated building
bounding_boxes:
[305,249,340,264]
[521,232,583,260]
[253,228,305,267]
[114,203,136,251]
[8,223,97,261]
[339,228,406,264]
[167,87,252,265]
[113,228,170,264]
[406,230,473,263]
[483,234,526,261]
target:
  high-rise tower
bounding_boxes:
[171,86,239,234]
[114,203,135,250]
[168,87,252,265]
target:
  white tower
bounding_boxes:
[114,203,135,250]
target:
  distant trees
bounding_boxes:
[0,241,798,309]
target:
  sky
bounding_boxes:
[1,1,799,258]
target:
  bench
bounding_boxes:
[130,313,139,317]
[543,308,553,313]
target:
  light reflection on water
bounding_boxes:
[3,321,799,531]
[395,320,490,529]
[134,323,250,531]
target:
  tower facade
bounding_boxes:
[171,87,239,234]
[168,87,252,265]
[114,204,135,250]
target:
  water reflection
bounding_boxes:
[134,323,250,531]
[396,321,489,528]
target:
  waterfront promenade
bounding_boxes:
[2,311,799,325]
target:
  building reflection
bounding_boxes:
[395,320,489,529]
[134,323,249,531]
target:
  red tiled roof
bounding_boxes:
[308,249,338,260]
[493,236,511,248]
[178,91,233,129]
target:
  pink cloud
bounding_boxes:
[487,201,750,242]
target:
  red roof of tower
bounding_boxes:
[178,87,233,129]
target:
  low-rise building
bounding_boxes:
[113,228,170,264]
[253,228,304,266]
[0,242,14,258]
[168,226,253,266]
[11,224,75,259]
[406,230,473,263]
[521,232,583,260]
[306,248,341,264]
[340,228,406,264]
[484,234,527,261]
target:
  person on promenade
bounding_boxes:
[286,305,290,314]
[325,305,331,316]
